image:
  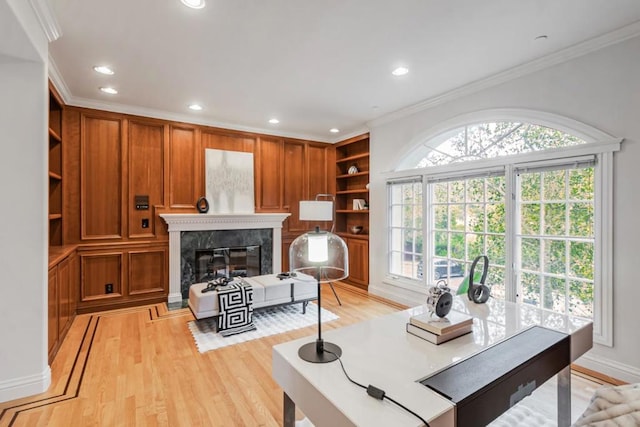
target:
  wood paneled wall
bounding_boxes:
[129,120,165,238]
[61,106,335,311]
[80,115,123,240]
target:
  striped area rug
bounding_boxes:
[188,302,339,353]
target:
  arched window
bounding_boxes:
[409,122,586,168]
[387,115,618,346]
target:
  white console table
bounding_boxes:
[272,296,592,427]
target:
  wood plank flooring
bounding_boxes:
[0,284,607,426]
[0,284,403,427]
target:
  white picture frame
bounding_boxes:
[205,149,255,214]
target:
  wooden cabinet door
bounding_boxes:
[81,115,123,240]
[129,120,165,238]
[283,141,305,233]
[48,267,58,355]
[255,137,283,211]
[347,238,369,287]
[128,249,166,295]
[57,257,71,337]
[81,252,123,301]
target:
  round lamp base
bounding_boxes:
[298,341,342,363]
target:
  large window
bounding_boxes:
[429,175,506,299]
[387,117,618,345]
[389,178,423,280]
[516,163,595,317]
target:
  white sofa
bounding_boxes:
[188,273,317,320]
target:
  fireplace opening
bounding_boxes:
[195,245,261,282]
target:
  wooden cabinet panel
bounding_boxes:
[346,237,369,288]
[169,126,197,208]
[283,141,305,233]
[282,237,294,272]
[201,131,254,153]
[129,121,164,238]
[48,267,58,355]
[48,248,78,363]
[255,137,283,211]
[81,116,123,239]
[309,145,330,192]
[129,250,166,295]
[81,252,123,300]
[57,257,72,337]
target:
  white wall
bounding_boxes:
[369,36,640,383]
[0,0,50,402]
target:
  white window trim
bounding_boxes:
[594,151,614,346]
[386,139,620,347]
[392,108,618,171]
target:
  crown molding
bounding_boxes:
[64,95,337,143]
[29,0,61,42]
[368,20,640,129]
[47,55,71,103]
[328,126,370,144]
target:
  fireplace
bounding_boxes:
[195,245,261,282]
[160,213,290,303]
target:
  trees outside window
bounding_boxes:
[516,166,595,317]
[429,176,506,299]
[389,179,422,280]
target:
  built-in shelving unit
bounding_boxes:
[335,134,369,288]
[49,84,63,247]
[48,83,78,364]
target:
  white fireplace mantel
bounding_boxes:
[160,213,291,303]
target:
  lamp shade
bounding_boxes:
[289,230,348,283]
[299,200,333,221]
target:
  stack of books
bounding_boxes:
[406,310,473,345]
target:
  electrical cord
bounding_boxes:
[324,349,430,427]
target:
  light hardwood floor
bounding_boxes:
[1,284,608,426]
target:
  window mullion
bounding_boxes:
[504,164,517,302]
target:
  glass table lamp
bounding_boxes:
[290,200,349,363]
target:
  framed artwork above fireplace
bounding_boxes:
[205,148,255,214]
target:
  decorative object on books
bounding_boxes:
[188,303,339,353]
[347,165,359,174]
[406,322,472,345]
[409,310,473,335]
[290,199,349,363]
[457,255,491,303]
[425,280,453,318]
[352,198,366,210]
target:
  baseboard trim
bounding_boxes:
[572,364,627,385]
[368,283,423,308]
[0,366,51,403]
[576,353,640,384]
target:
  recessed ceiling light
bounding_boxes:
[268,118,279,124]
[188,104,203,111]
[392,67,409,76]
[181,0,205,9]
[93,65,114,75]
[330,128,340,133]
[99,87,118,94]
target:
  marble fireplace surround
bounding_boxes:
[160,213,290,303]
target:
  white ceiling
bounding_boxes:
[48,0,640,142]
